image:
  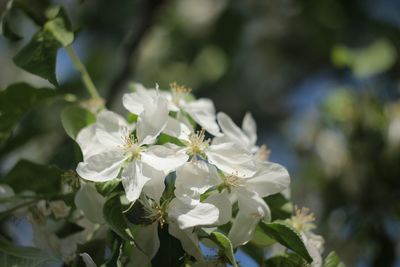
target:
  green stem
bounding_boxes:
[65,45,101,99]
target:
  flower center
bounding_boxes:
[186,129,209,157]
[289,206,316,232]
[122,134,143,160]
[141,198,167,228]
[170,82,191,107]
[223,173,245,189]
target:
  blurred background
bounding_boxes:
[1,0,400,266]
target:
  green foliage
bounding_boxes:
[259,221,313,263]
[0,83,55,142]
[265,253,306,267]
[0,235,60,266]
[13,6,73,86]
[251,224,276,247]
[264,193,293,221]
[331,39,396,78]
[61,105,96,140]
[103,193,135,241]
[323,251,345,267]
[208,231,237,267]
[75,183,106,224]
[151,226,185,267]
[2,159,62,195]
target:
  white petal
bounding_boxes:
[134,223,160,260]
[204,191,232,225]
[228,211,259,247]
[182,98,221,136]
[142,167,166,203]
[163,116,191,141]
[217,112,252,151]
[242,112,257,146]
[160,91,180,112]
[229,189,270,247]
[236,188,271,220]
[74,183,105,224]
[76,149,126,182]
[175,161,220,201]
[141,144,188,173]
[137,96,169,145]
[121,161,151,202]
[245,162,290,198]
[168,221,203,261]
[168,198,219,229]
[95,110,131,148]
[76,124,103,160]
[122,83,158,115]
[206,143,256,178]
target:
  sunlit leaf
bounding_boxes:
[207,231,237,267]
[323,251,345,267]
[264,253,305,267]
[259,221,312,263]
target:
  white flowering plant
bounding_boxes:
[0,2,344,267]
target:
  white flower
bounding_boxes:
[210,161,290,247]
[164,123,257,178]
[123,82,221,136]
[287,207,324,267]
[215,112,271,162]
[128,161,224,265]
[76,95,188,203]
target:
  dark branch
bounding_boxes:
[105,0,165,108]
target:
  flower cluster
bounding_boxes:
[75,82,290,263]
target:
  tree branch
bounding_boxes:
[105,0,165,108]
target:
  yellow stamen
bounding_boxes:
[170,82,192,106]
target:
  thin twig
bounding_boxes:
[65,45,101,99]
[105,0,165,108]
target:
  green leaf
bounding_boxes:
[208,231,237,267]
[75,183,106,224]
[13,6,73,86]
[13,30,60,86]
[95,180,121,196]
[251,224,276,247]
[264,193,293,221]
[61,105,95,140]
[151,226,185,267]
[0,83,55,142]
[13,0,51,26]
[265,253,306,267]
[0,235,60,266]
[259,222,313,263]
[103,193,134,241]
[2,160,62,194]
[43,6,73,46]
[323,251,345,267]
[1,16,23,42]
